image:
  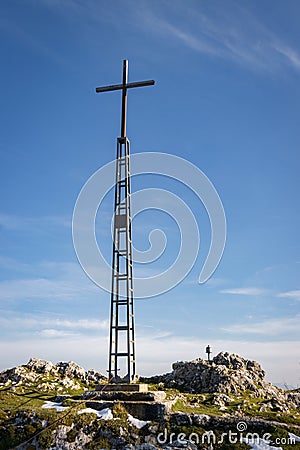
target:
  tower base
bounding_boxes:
[96,383,148,392]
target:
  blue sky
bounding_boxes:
[0,0,299,386]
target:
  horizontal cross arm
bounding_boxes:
[96,79,155,93]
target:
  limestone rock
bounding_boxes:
[211,393,233,406]
[143,352,272,396]
[56,361,86,380]
[191,413,211,426]
[0,358,105,390]
[27,357,56,374]
[170,412,193,426]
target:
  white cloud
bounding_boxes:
[0,256,29,270]
[220,287,267,295]
[222,315,300,336]
[0,261,100,302]
[20,0,300,75]
[40,329,78,338]
[0,315,109,332]
[0,276,98,301]
[11,0,300,75]
[136,2,300,74]
[0,334,299,386]
[0,213,70,231]
[278,290,300,301]
[0,335,109,373]
[144,14,221,58]
[272,43,300,70]
[52,319,109,330]
[124,335,300,386]
[152,331,173,340]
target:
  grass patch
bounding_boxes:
[0,389,49,415]
[112,402,128,420]
[172,398,222,416]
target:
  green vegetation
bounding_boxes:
[172,397,223,416]
[66,428,78,442]
[168,389,300,429]
[0,386,47,412]
[0,375,299,449]
[37,428,54,449]
[112,401,128,420]
[85,435,111,449]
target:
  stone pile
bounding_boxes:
[143,352,268,394]
[142,351,300,409]
[0,358,105,390]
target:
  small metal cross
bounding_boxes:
[95,60,155,138]
[206,345,212,362]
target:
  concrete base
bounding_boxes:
[85,400,172,421]
[95,383,148,393]
[80,388,172,421]
[83,390,165,403]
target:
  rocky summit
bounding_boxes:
[142,352,300,412]
[0,358,105,392]
[143,352,275,394]
[0,353,299,449]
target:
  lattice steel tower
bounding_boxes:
[96,60,155,382]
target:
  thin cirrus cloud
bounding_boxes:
[137,2,300,74]
[39,320,109,339]
[0,276,98,301]
[0,314,109,335]
[39,329,79,338]
[0,256,31,273]
[0,260,100,302]
[272,43,300,70]
[277,290,300,301]
[18,0,300,75]
[0,213,70,232]
[220,287,267,295]
[222,315,300,337]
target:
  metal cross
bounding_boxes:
[96,60,155,138]
[95,60,155,382]
[206,345,212,362]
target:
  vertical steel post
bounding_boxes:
[121,60,128,138]
[108,136,135,382]
[95,60,155,382]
